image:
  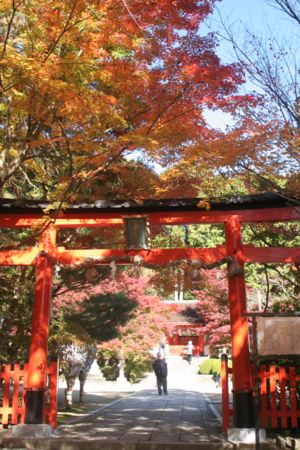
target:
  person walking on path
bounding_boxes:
[159,336,169,360]
[152,352,168,395]
[185,340,195,365]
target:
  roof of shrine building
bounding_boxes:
[0,192,298,214]
[169,309,204,326]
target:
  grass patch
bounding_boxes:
[57,402,99,425]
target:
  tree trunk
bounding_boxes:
[65,376,76,409]
[79,371,87,403]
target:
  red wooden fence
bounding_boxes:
[0,360,58,428]
[221,355,233,432]
[259,364,300,429]
[222,357,300,431]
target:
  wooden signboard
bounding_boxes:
[256,317,300,355]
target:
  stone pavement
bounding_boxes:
[57,355,225,442]
[0,356,278,449]
[58,387,222,443]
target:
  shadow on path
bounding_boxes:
[58,388,223,443]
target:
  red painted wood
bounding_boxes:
[148,207,300,224]
[0,247,38,266]
[56,247,228,266]
[26,228,56,398]
[0,215,123,228]
[289,367,298,428]
[47,361,58,428]
[243,247,300,264]
[270,366,278,428]
[54,206,300,226]
[26,255,53,390]
[0,206,299,229]
[221,355,234,431]
[225,216,252,393]
[279,366,288,428]
[56,247,300,265]
[1,365,10,425]
[0,362,57,428]
[221,356,230,432]
[0,204,299,430]
[0,216,47,227]
[197,334,204,354]
[1,245,299,266]
[222,363,300,432]
[0,364,22,426]
[260,365,267,428]
[11,364,20,424]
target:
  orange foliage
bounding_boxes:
[0,0,251,200]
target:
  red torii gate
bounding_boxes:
[0,193,299,428]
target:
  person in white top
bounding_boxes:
[159,337,169,361]
[185,340,195,365]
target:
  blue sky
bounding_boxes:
[209,0,298,42]
[203,0,298,129]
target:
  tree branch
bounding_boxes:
[269,0,300,26]
[263,264,270,312]
[43,0,78,63]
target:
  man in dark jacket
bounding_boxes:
[152,352,168,395]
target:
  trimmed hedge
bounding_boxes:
[124,353,152,384]
[198,357,232,377]
[97,349,152,383]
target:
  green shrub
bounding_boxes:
[125,353,152,383]
[198,357,232,377]
[97,349,152,383]
[97,349,119,381]
[101,364,119,381]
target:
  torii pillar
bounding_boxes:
[25,227,56,424]
[225,216,254,428]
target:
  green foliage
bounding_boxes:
[57,226,125,250]
[124,353,152,384]
[151,224,224,249]
[63,292,137,341]
[101,364,119,381]
[97,348,152,383]
[198,357,232,377]
[242,221,300,311]
[243,222,300,248]
[0,266,34,363]
[0,228,38,250]
[0,230,37,363]
[97,348,120,381]
[271,296,300,312]
[196,174,253,199]
[150,223,225,298]
[49,315,93,356]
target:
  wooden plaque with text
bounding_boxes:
[256,317,300,355]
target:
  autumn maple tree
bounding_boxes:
[189,268,231,352]
[0,0,249,202]
[54,272,171,348]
